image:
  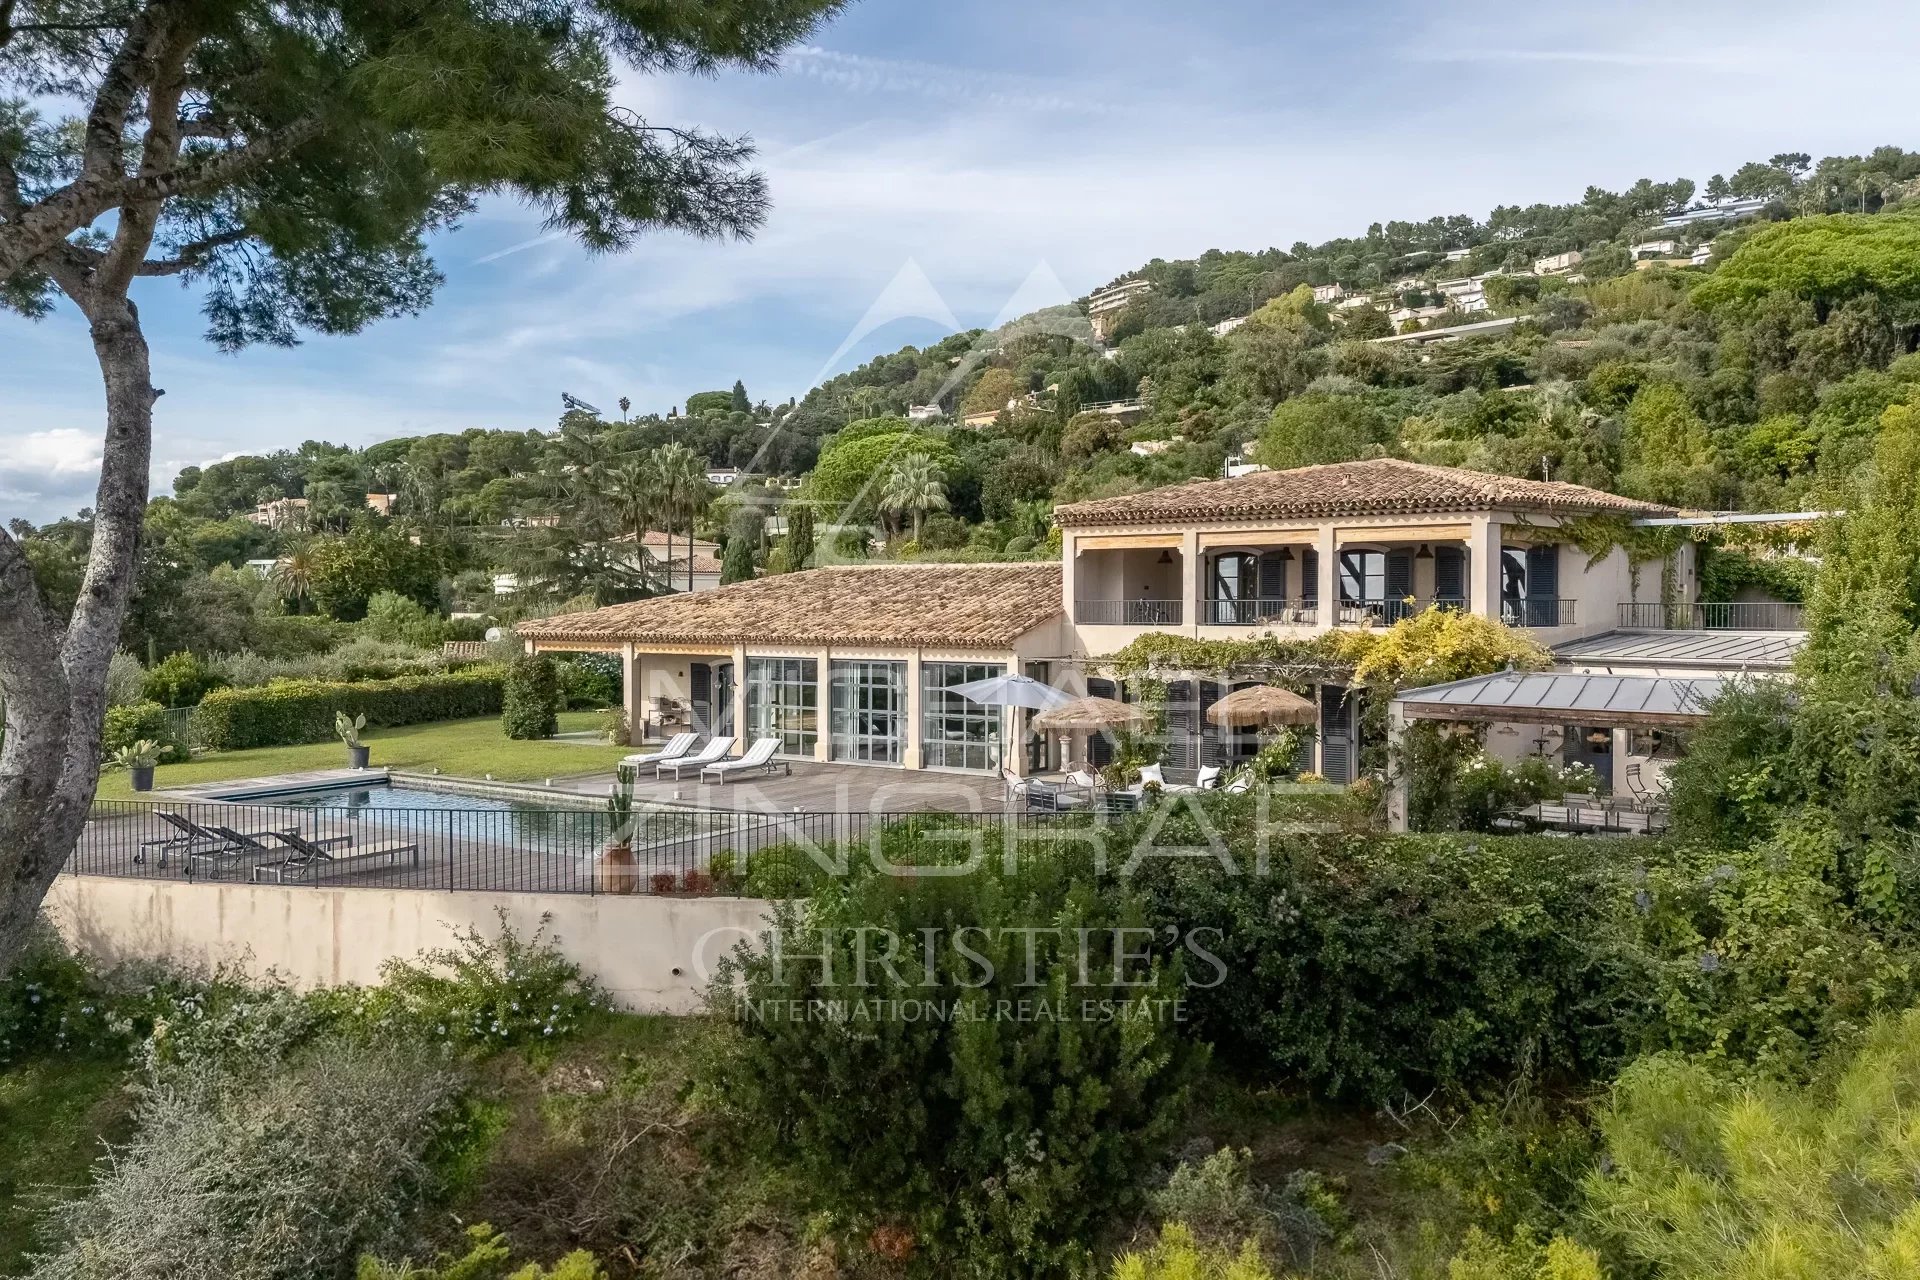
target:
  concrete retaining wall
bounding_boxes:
[45,876,775,1013]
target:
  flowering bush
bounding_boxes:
[0,929,128,1065]
[368,912,611,1051]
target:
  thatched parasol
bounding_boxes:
[1205,685,1317,729]
[1033,696,1148,733]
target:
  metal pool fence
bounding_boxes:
[73,800,1093,897]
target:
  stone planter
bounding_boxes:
[130,765,155,792]
[596,842,638,894]
[347,745,371,769]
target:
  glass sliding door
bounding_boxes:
[830,660,906,765]
[922,661,1006,771]
[744,657,818,756]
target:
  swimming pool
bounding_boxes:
[272,782,557,814]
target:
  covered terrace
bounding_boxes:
[1386,671,1727,833]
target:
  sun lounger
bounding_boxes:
[141,810,333,870]
[700,737,786,783]
[658,736,734,780]
[192,824,352,880]
[622,732,698,769]
[250,829,417,884]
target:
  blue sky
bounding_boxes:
[7,0,1920,522]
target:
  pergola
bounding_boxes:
[1386,671,1728,831]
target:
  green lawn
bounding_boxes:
[0,1056,132,1273]
[96,712,634,801]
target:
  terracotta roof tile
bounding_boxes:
[518,563,1063,649]
[1053,459,1675,527]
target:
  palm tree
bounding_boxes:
[273,546,316,613]
[649,443,709,592]
[880,452,949,545]
[607,459,664,592]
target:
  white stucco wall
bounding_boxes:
[46,877,775,1014]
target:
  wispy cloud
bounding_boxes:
[473,232,568,264]
[780,46,1118,116]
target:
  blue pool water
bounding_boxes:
[271,783,546,813]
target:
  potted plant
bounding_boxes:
[336,711,371,768]
[113,739,162,792]
[596,764,638,894]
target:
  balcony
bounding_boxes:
[1203,597,1317,627]
[1333,596,1469,626]
[1500,598,1577,628]
[1076,599,1183,627]
[1618,602,1804,631]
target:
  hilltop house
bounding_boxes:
[1087,278,1154,342]
[521,460,1809,796]
[1533,250,1584,276]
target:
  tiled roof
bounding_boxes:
[1053,459,1675,527]
[517,563,1064,649]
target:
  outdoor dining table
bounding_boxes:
[1518,800,1670,835]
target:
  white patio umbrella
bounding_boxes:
[944,673,1075,711]
[946,674,1074,782]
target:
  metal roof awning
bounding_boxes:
[1551,629,1803,671]
[1393,671,1727,728]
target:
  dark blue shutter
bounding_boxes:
[1526,544,1560,626]
[1164,680,1199,774]
[1386,551,1413,618]
[1258,551,1287,603]
[1198,681,1227,769]
[1433,546,1465,604]
[1301,549,1319,603]
[1086,678,1118,766]
[1319,685,1354,784]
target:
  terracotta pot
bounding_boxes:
[596,842,637,894]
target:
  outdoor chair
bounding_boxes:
[701,737,786,783]
[623,732,698,769]
[1118,763,1167,802]
[195,824,353,880]
[251,829,417,884]
[658,736,735,780]
[1167,765,1222,795]
[1003,768,1090,813]
[141,810,317,869]
[138,810,237,868]
[1222,773,1253,794]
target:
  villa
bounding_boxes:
[521,459,1805,796]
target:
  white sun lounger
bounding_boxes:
[701,737,785,783]
[658,736,735,779]
[622,732,698,769]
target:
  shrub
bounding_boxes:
[102,701,189,764]
[365,913,609,1051]
[710,841,1203,1277]
[192,666,505,750]
[0,928,127,1065]
[28,1044,464,1280]
[363,590,448,648]
[1110,1224,1274,1280]
[359,1225,606,1280]
[501,655,561,740]
[104,651,145,708]
[554,654,618,709]
[139,650,227,708]
[1132,815,1652,1102]
[1585,1006,1920,1278]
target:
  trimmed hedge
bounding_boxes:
[192,666,507,750]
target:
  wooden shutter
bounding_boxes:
[1163,680,1199,774]
[1526,544,1560,625]
[691,663,713,733]
[1433,545,1465,603]
[1301,549,1319,603]
[1386,551,1413,610]
[1086,677,1118,766]
[1197,681,1227,770]
[1258,551,1287,602]
[1319,684,1354,784]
